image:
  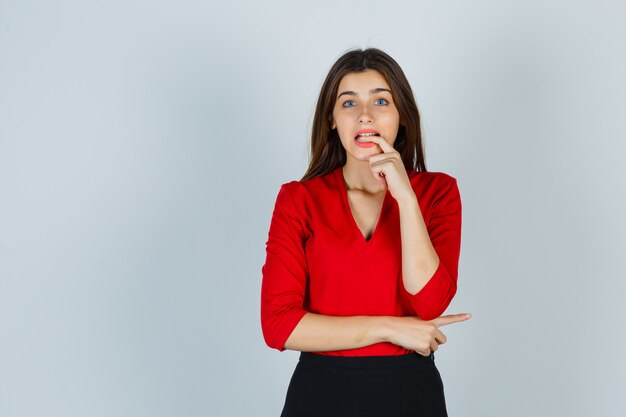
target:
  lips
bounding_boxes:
[354,129,380,141]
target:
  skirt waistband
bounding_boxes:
[299,351,434,369]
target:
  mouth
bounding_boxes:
[354,130,380,142]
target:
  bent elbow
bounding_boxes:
[262,324,285,351]
[414,283,457,320]
[261,305,307,352]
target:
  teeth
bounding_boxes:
[355,132,379,141]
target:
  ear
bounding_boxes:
[330,117,336,130]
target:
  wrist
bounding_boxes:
[397,194,418,210]
[370,316,395,344]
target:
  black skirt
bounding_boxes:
[280,351,448,417]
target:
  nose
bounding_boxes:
[358,104,373,124]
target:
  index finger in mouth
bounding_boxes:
[365,135,395,153]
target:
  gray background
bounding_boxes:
[1,1,625,416]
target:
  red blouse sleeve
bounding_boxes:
[407,176,462,320]
[260,182,309,351]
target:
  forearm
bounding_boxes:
[397,194,440,295]
[283,312,391,352]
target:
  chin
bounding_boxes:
[350,149,380,161]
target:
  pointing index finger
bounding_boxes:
[431,313,472,327]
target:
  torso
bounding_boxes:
[346,189,386,242]
[264,166,459,356]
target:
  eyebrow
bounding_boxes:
[336,88,392,100]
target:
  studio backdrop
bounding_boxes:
[1,1,624,416]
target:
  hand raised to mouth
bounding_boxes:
[361,135,415,204]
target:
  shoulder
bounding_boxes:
[271,172,334,235]
[278,169,337,201]
[408,169,458,189]
[407,170,461,205]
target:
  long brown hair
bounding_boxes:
[301,47,427,181]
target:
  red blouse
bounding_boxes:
[260,166,462,356]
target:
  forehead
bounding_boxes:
[337,69,390,92]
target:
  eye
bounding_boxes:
[342,100,357,108]
[375,98,389,105]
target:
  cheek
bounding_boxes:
[332,110,345,127]
[333,113,355,133]
[381,110,401,126]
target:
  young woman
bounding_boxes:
[260,47,472,417]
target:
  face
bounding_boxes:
[331,69,401,162]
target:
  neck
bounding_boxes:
[342,158,386,194]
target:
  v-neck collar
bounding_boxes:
[335,166,391,244]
